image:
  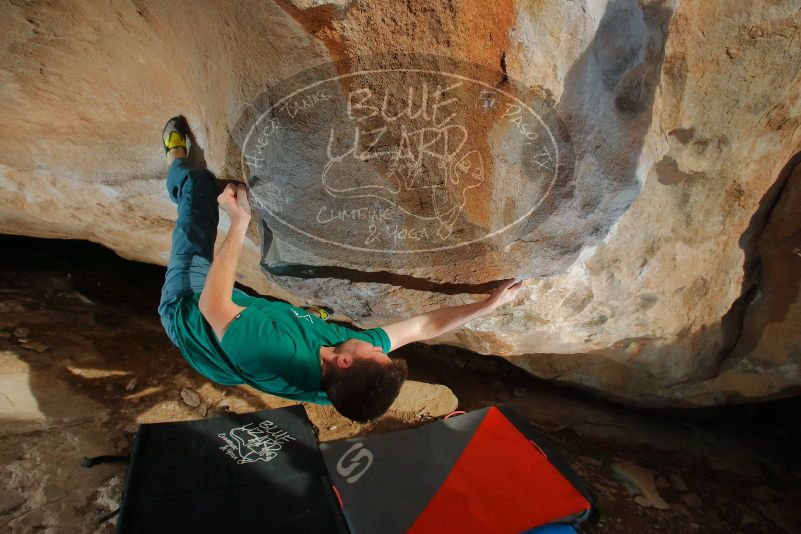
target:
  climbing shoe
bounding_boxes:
[305,305,335,321]
[162,116,190,155]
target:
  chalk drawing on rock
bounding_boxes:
[235,55,574,269]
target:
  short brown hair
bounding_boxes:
[322,356,408,423]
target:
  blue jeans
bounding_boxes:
[158,158,219,346]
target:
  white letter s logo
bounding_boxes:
[336,442,373,484]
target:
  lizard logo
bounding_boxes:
[237,55,571,269]
[217,420,296,465]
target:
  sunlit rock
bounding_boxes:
[1,0,800,405]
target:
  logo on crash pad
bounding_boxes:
[336,442,374,483]
[217,420,296,465]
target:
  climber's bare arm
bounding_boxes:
[198,184,251,341]
[382,279,524,352]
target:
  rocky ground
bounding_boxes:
[0,234,799,533]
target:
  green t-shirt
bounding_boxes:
[171,292,392,404]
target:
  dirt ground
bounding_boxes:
[1,235,799,533]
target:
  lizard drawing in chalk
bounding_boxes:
[322,120,485,241]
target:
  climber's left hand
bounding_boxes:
[484,278,524,310]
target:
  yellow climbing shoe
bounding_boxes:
[162,116,189,155]
[305,305,335,321]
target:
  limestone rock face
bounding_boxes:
[2,0,800,406]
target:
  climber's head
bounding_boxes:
[322,338,408,423]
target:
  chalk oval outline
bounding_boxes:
[242,68,559,254]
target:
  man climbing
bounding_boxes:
[157,117,524,422]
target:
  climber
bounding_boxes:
[157,116,524,422]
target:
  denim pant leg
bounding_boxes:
[158,158,219,345]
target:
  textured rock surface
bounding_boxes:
[1,0,800,405]
[675,161,801,404]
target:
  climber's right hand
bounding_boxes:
[218,183,251,226]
